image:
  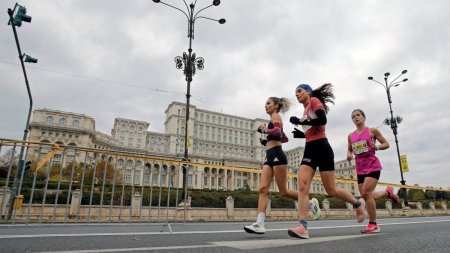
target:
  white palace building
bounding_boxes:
[27,101,357,195]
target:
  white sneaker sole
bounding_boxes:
[361,227,381,233]
[244,226,266,234]
[287,229,309,239]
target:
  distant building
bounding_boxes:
[27,102,357,194]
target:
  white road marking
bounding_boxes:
[34,234,381,253]
[0,218,448,239]
[211,234,381,250]
[35,244,219,253]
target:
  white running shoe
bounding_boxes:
[309,198,321,220]
[244,223,266,234]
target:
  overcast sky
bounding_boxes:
[1,0,449,189]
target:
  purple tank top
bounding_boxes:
[351,127,382,175]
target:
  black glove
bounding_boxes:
[289,116,302,125]
[292,128,306,138]
[259,138,267,146]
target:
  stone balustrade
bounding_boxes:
[1,189,449,223]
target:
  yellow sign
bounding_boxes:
[400,154,409,173]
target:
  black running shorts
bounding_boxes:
[264,145,288,167]
[301,138,334,172]
[357,170,381,184]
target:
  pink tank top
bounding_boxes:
[351,127,382,175]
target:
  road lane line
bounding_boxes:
[0,218,449,239]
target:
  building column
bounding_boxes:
[208,173,212,190]
[231,171,235,190]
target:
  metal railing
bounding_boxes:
[0,139,189,225]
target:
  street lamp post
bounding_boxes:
[6,3,38,219]
[368,70,408,205]
[152,0,225,206]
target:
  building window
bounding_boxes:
[60,118,67,126]
[143,175,149,184]
[46,116,53,124]
[133,171,140,183]
[72,120,80,128]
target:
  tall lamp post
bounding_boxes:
[368,70,408,205]
[152,0,225,205]
[6,3,38,219]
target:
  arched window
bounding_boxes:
[72,120,80,128]
[46,116,53,124]
[127,160,133,167]
[60,118,67,126]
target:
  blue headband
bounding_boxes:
[296,84,313,94]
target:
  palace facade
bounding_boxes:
[27,102,357,195]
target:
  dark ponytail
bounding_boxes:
[311,83,335,113]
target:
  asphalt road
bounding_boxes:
[0,216,449,253]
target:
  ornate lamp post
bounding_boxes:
[6,3,38,220]
[152,0,225,207]
[368,70,408,205]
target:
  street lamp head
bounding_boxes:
[383,118,391,126]
[395,115,403,124]
[152,0,161,2]
[218,18,226,24]
[402,70,408,74]
[368,76,373,80]
[213,0,221,6]
[403,78,408,82]
[384,72,390,77]
[24,54,38,63]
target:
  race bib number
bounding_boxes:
[352,140,368,155]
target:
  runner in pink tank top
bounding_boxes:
[347,109,399,233]
[350,127,382,175]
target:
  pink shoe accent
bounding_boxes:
[361,223,380,233]
[386,186,399,204]
[287,224,309,239]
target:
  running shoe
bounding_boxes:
[309,198,321,220]
[386,186,399,204]
[361,223,381,233]
[355,198,366,223]
[287,224,309,239]
[244,223,266,234]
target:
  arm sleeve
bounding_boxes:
[264,122,282,136]
[307,109,327,126]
